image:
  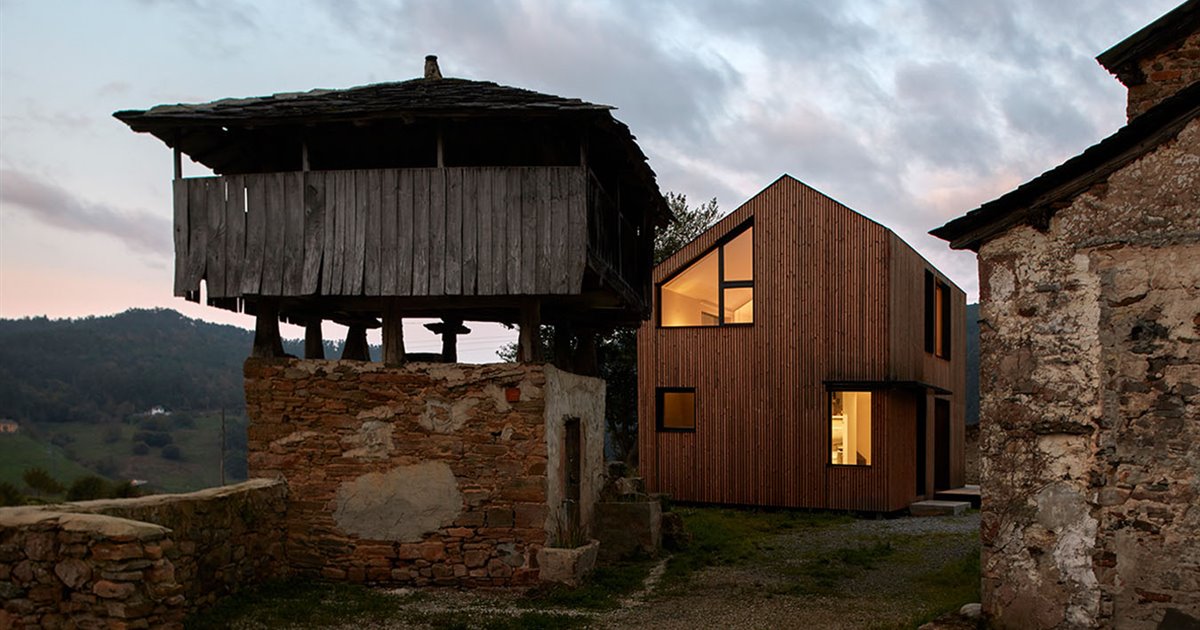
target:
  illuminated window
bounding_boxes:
[924,271,951,359]
[660,225,753,327]
[830,391,871,466]
[657,388,695,432]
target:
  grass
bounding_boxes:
[0,432,104,491]
[188,579,403,629]
[522,558,655,610]
[0,413,238,494]
[186,508,980,629]
[189,579,589,629]
[662,507,853,586]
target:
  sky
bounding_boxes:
[0,0,1179,362]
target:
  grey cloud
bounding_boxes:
[1001,85,1097,150]
[0,169,171,256]
[317,0,739,144]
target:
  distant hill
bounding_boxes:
[0,309,255,425]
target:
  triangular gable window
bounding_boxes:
[659,224,753,327]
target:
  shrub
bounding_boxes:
[162,444,183,461]
[110,481,142,498]
[133,431,173,447]
[67,476,110,501]
[23,467,64,497]
[132,442,150,456]
[0,481,24,506]
[103,425,122,444]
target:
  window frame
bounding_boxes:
[656,220,755,329]
[826,388,877,468]
[924,270,951,360]
[655,387,697,433]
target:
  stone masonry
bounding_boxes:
[244,358,605,588]
[0,479,288,629]
[1127,31,1200,119]
[977,118,1199,628]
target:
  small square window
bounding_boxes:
[657,388,695,431]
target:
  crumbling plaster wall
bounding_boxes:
[976,118,1199,629]
[542,365,606,541]
[245,358,605,587]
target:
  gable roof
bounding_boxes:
[113,78,612,131]
[115,76,672,223]
[1097,0,1200,87]
[930,81,1200,251]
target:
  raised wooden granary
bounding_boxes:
[116,56,670,364]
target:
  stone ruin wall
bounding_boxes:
[1128,31,1200,119]
[244,358,605,588]
[0,479,287,629]
[976,117,1200,629]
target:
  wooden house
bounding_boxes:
[115,56,671,365]
[638,176,966,512]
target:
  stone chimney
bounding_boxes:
[424,55,442,80]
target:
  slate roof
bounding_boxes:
[930,82,1200,251]
[114,78,613,130]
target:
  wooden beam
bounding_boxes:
[342,324,371,361]
[382,301,406,366]
[251,299,285,358]
[517,299,541,362]
[304,320,325,359]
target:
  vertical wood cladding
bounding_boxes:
[639,176,966,511]
[173,166,589,300]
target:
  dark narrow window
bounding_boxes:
[936,282,950,358]
[656,388,696,432]
[925,271,951,359]
[660,224,753,327]
[924,271,935,353]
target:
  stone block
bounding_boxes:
[92,580,136,600]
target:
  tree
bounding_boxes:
[22,466,64,498]
[656,193,720,265]
[132,442,150,456]
[161,444,182,461]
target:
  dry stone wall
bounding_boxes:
[0,479,287,629]
[976,118,1200,628]
[245,358,603,587]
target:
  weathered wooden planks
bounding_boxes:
[411,169,430,294]
[172,180,189,296]
[396,169,414,296]
[380,169,398,294]
[282,171,305,295]
[445,168,463,295]
[224,176,246,298]
[173,165,595,301]
[364,169,382,295]
[300,173,324,294]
